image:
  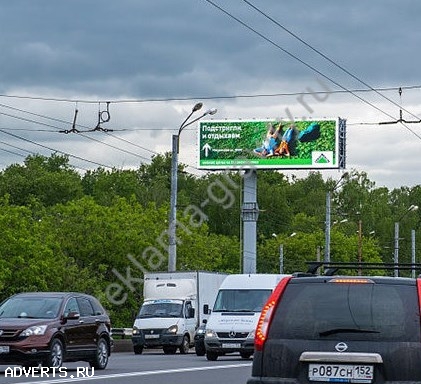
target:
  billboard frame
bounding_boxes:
[197,117,346,171]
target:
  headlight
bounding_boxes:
[20,325,47,337]
[205,329,217,338]
[132,327,139,335]
[166,325,178,334]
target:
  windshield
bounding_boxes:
[269,281,420,342]
[213,289,272,312]
[0,296,62,319]
[137,301,183,318]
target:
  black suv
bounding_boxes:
[248,263,421,384]
[0,292,112,369]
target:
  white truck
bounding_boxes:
[131,271,227,354]
[203,273,289,360]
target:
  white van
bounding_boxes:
[132,271,226,354]
[204,274,288,361]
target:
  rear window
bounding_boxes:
[269,280,420,342]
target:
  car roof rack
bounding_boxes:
[306,261,421,276]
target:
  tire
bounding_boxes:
[240,352,252,359]
[90,337,109,370]
[179,335,190,354]
[134,345,143,355]
[195,340,206,357]
[163,346,177,354]
[206,351,218,361]
[194,346,206,356]
[44,338,64,369]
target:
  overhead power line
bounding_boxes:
[203,0,421,141]
[240,0,421,123]
[1,86,421,105]
[0,129,112,170]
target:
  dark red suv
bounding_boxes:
[248,263,421,383]
[0,292,111,369]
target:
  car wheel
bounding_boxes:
[240,352,252,359]
[206,351,218,361]
[163,346,177,354]
[194,340,206,356]
[90,337,109,370]
[179,335,190,354]
[134,345,143,355]
[44,338,64,369]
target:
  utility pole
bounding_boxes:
[358,219,362,275]
[324,191,331,263]
[393,222,399,278]
[324,172,348,263]
[393,204,418,277]
[411,229,416,279]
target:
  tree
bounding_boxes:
[0,197,99,299]
[0,154,83,206]
[82,168,142,206]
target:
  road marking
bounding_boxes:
[8,363,251,384]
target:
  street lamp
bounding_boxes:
[168,103,217,272]
[394,204,418,277]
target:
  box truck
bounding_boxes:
[132,271,227,354]
[203,273,289,361]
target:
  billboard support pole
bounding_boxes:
[241,170,258,273]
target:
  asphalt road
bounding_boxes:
[0,350,253,384]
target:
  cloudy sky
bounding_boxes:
[1,0,421,189]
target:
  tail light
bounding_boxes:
[417,278,421,317]
[255,276,292,351]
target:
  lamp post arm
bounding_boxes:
[177,109,217,154]
[177,102,203,135]
[177,110,196,136]
[179,108,218,133]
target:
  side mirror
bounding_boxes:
[203,304,210,314]
[64,311,80,320]
[188,307,195,319]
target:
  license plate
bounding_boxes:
[222,343,241,349]
[309,363,373,383]
[0,346,9,354]
[144,334,160,339]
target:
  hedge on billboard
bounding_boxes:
[198,118,345,170]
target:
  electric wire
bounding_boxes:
[0,103,155,166]
[1,85,421,105]
[0,101,205,174]
[78,132,152,163]
[241,0,421,122]
[0,129,112,170]
[203,0,421,141]
[0,147,26,158]
[0,140,33,155]
[104,132,159,156]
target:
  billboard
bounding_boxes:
[198,118,346,170]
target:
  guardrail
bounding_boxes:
[111,328,133,339]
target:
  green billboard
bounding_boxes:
[198,118,346,170]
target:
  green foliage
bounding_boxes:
[0,154,83,206]
[0,154,419,326]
